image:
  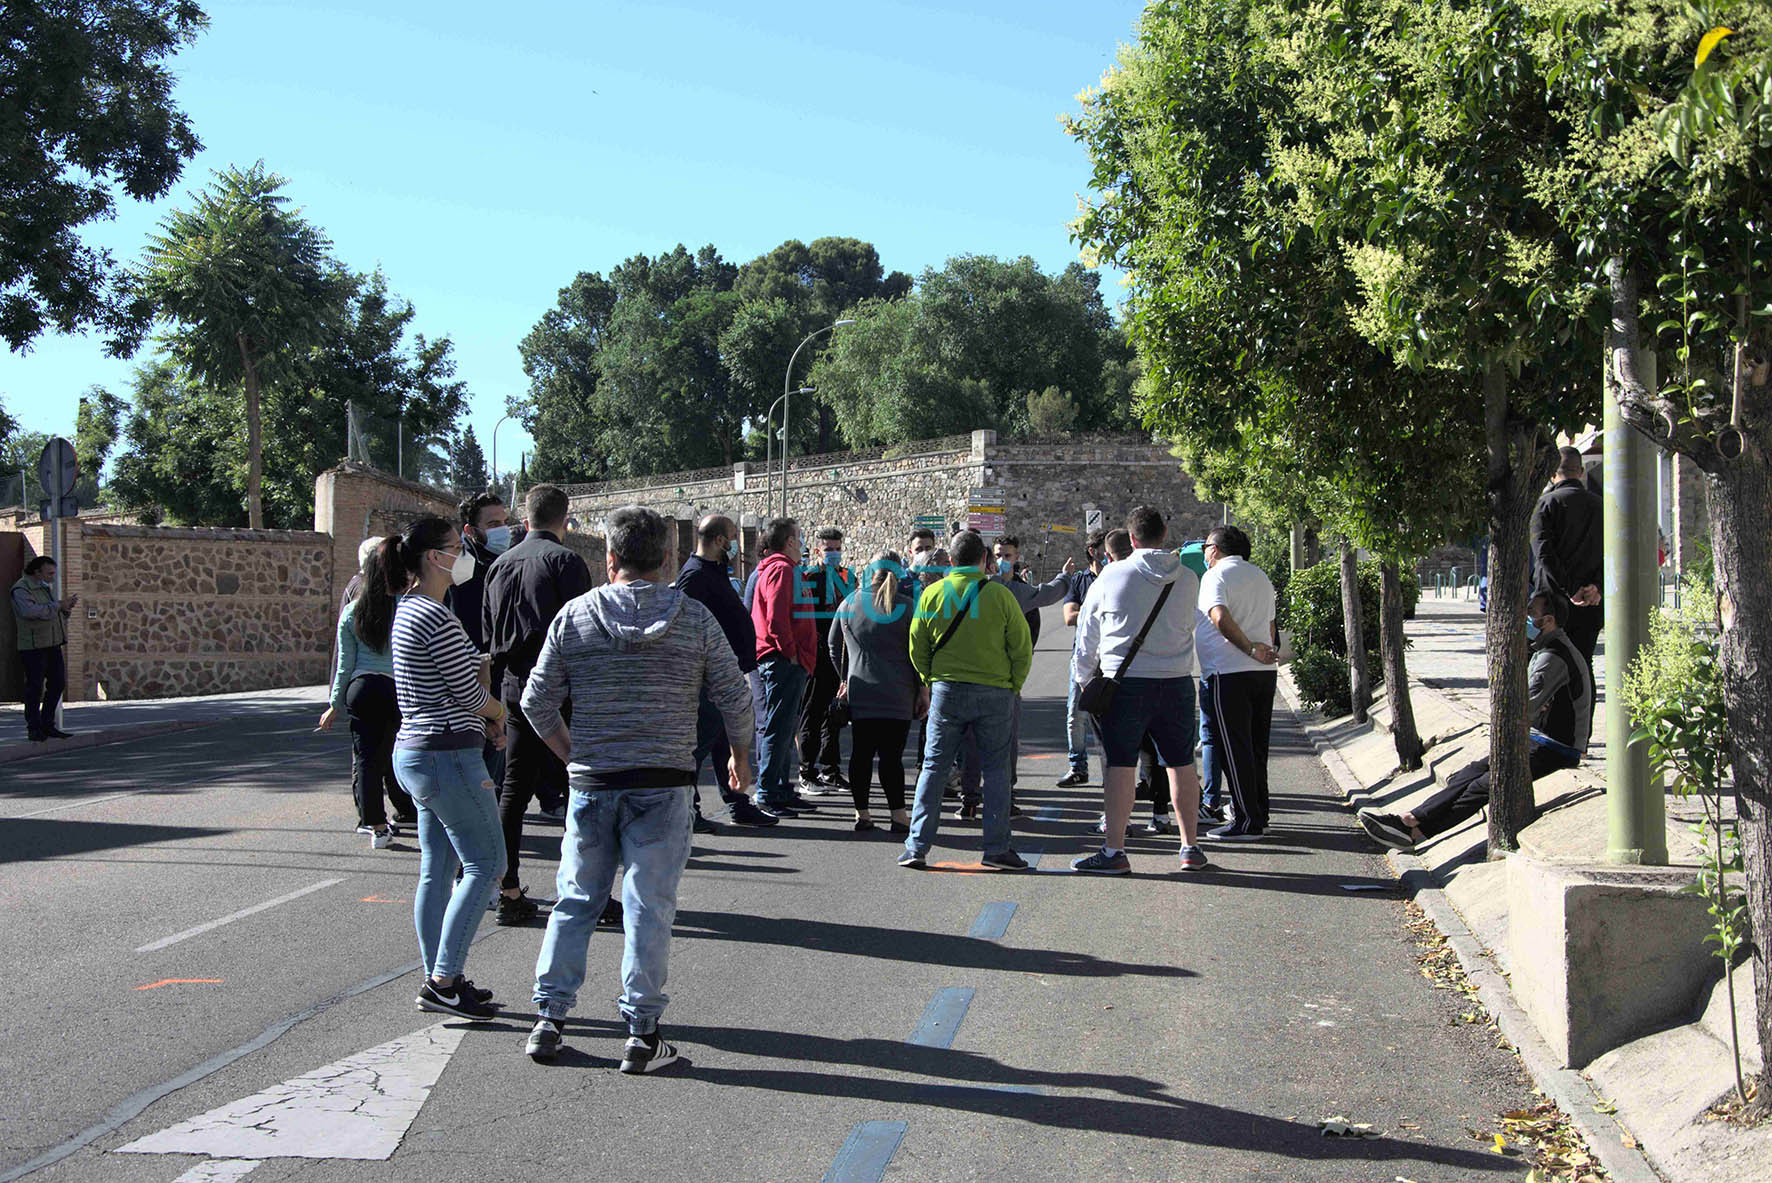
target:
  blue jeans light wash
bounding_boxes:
[533,786,693,1033]
[754,657,808,807]
[394,746,506,983]
[907,681,1015,858]
[1065,655,1091,775]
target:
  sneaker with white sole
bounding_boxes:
[1070,848,1132,875]
[980,849,1032,872]
[1177,845,1210,871]
[620,1030,680,1074]
[1208,823,1266,842]
[1357,810,1417,852]
[897,850,927,869]
[370,828,393,850]
[1144,814,1175,835]
[416,979,498,1020]
[526,1017,563,1062]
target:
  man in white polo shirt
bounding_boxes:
[1195,525,1278,840]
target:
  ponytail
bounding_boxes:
[870,549,903,619]
[352,536,402,653]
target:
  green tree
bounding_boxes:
[449,425,488,497]
[121,162,350,528]
[1025,386,1079,435]
[518,270,618,483]
[108,359,242,524]
[0,1,206,351]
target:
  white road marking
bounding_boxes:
[116,1024,466,1161]
[135,879,345,953]
[171,1160,261,1182]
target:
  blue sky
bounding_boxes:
[0,0,1143,474]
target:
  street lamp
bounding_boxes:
[780,319,856,519]
[764,387,814,511]
[490,413,514,493]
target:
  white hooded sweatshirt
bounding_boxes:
[1076,548,1200,681]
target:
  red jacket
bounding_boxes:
[752,551,817,674]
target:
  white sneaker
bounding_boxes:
[370,829,393,850]
[355,825,374,836]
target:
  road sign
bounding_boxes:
[39,496,79,521]
[967,487,1005,512]
[1085,507,1105,533]
[1048,524,1077,535]
[913,514,946,531]
[37,437,76,498]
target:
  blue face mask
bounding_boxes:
[823,550,842,568]
[725,537,739,561]
[1526,616,1541,641]
[996,558,1012,576]
[483,525,512,554]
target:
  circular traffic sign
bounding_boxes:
[37,437,77,497]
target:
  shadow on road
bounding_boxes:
[0,818,229,863]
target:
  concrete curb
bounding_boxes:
[0,719,216,765]
[1279,675,1665,1183]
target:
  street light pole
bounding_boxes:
[763,387,814,514]
[780,320,855,520]
[490,414,514,494]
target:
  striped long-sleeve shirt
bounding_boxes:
[391,593,489,750]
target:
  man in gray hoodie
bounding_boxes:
[521,506,753,1073]
[1071,506,1207,875]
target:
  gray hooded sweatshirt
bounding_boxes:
[1075,548,1201,681]
[522,579,753,790]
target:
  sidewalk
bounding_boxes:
[1288,595,1768,1183]
[1,684,328,764]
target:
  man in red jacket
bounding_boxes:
[749,517,817,817]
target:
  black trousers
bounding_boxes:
[1415,745,1580,838]
[1201,670,1277,832]
[797,655,844,777]
[1138,736,1169,815]
[1565,603,1603,671]
[344,674,412,827]
[21,646,66,735]
[499,695,568,890]
[693,684,737,815]
[849,717,911,813]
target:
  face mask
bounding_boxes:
[823,550,842,568]
[1526,616,1542,641]
[996,558,1012,576]
[435,549,474,586]
[483,525,512,554]
[725,537,739,561]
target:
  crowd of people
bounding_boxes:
[316,487,1284,1068]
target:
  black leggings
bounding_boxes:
[345,674,412,827]
[849,717,911,814]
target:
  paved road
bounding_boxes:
[5,611,1542,1182]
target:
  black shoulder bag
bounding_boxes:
[1077,583,1174,716]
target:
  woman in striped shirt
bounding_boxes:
[385,515,509,1021]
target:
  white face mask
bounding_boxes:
[434,549,474,586]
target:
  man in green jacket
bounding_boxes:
[899,531,1033,871]
[12,556,77,742]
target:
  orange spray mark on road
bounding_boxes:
[135,979,223,991]
[361,895,404,903]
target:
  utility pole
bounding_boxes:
[1605,349,1666,864]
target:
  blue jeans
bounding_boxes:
[1199,684,1224,811]
[1065,655,1090,774]
[533,787,693,1033]
[907,681,1015,858]
[394,746,506,982]
[754,657,808,807]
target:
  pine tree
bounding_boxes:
[449,425,488,496]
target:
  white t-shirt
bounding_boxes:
[1195,556,1276,676]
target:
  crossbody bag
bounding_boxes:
[1077,582,1174,716]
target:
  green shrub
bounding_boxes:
[1290,644,1352,717]
[1281,557,1418,659]
[1249,526,1293,617]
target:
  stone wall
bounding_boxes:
[314,462,459,594]
[77,524,334,699]
[563,431,1218,577]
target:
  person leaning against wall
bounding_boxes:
[12,555,77,742]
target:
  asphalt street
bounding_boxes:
[3,611,1543,1182]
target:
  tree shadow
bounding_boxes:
[1,818,230,863]
[670,909,1195,979]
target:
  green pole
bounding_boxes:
[1605,349,1667,864]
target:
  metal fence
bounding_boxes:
[346,403,455,492]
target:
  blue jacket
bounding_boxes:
[674,554,758,673]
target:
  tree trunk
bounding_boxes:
[1380,559,1424,771]
[1483,365,1550,852]
[239,333,263,530]
[1290,523,1307,575]
[1340,539,1371,723]
[1708,450,1772,1098]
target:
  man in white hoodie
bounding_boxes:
[1072,506,1208,874]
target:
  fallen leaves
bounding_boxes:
[1495,1100,1607,1182]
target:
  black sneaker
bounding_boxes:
[496,889,539,926]
[416,979,499,1020]
[392,811,419,826]
[620,1030,680,1074]
[799,775,835,797]
[526,1017,563,1062]
[1144,814,1175,835]
[786,794,819,811]
[981,849,1032,872]
[1056,770,1089,787]
[599,896,624,927]
[729,798,780,827]
[26,726,44,743]
[958,801,979,820]
[758,801,799,819]
[692,812,718,834]
[1357,810,1417,852]
[44,726,73,739]
[1070,848,1132,875]
[818,770,851,790]
[1208,823,1266,842]
[457,978,495,1005]
[897,850,927,869]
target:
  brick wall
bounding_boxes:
[314,462,459,594]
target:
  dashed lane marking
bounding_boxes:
[821,1120,907,1183]
[907,987,975,1049]
[135,979,223,991]
[966,902,1018,940]
[135,879,345,953]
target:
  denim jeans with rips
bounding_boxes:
[533,786,693,1034]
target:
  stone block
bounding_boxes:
[1507,854,1712,1067]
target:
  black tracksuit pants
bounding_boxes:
[1415,745,1581,839]
[498,694,568,890]
[1201,670,1277,833]
[344,674,412,828]
[849,717,911,813]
